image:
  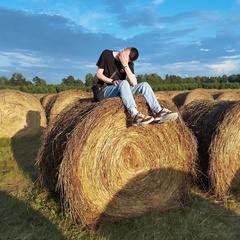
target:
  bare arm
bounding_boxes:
[119,51,138,86]
[96,68,114,84]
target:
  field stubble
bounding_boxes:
[0,135,240,240]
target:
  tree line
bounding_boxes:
[0,72,240,93]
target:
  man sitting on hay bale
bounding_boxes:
[95,47,178,126]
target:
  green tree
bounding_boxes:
[137,74,145,83]
[85,73,97,87]
[61,75,76,85]
[164,75,182,84]
[209,77,218,83]
[32,76,47,86]
[194,76,202,84]
[74,79,85,88]
[145,73,163,85]
[9,73,32,86]
[0,76,9,85]
[229,74,240,83]
[184,77,196,84]
[221,75,228,83]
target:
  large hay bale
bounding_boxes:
[0,89,46,138]
[216,90,240,101]
[37,95,197,228]
[37,100,96,192]
[40,93,56,109]
[209,102,240,197]
[44,94,58,123]
[183,88,214,106]
[211,90,223,100]
[180,100,240,196]
[154,91,172,101]
[154,91,186,107]
[170,91,190,108]
[48,90,92,123]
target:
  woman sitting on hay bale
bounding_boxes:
[95,47,178,126]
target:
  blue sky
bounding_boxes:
[1,0,240,84]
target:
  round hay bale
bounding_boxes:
[154,91,179,107]
[170,91,190,108]
[37,100,96,192]
[44,94,58,123]
[211,90,223,100]
[37,94,197,228]
[209,102,240,197]
[183,88,214,106]
[48,90,93,123]
[216,90,240,101]
[40,93,56,109]
[0,89,46,138]
[180,100,239,194]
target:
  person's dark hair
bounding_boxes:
[129,47,139,62]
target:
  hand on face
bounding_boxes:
[119,48,129,66]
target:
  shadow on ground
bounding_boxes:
[96,192,240,240]
[0,190,67,240]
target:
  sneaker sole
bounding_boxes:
[132,117,154,127]
[155,112,178,123]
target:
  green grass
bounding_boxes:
[0,136,240,240]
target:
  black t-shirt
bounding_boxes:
[96,49,134,85]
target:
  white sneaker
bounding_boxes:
[154,108,178,123]
[132,113,154,126]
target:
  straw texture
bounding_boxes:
[216,90,240,101]
[37,95,197,227]
[0,89,46,138]
[46,90,92,123]
[40,93,56,109]
[209,102,240,197]
[180,100,240,196]
[183,88,214,106]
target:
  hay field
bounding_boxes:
[1,89,240,239]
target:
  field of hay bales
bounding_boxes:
[1,89,240,239]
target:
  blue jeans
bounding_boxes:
[103,80,160,113]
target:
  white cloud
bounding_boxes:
[200,48,209,52]
[224,54,240,59]
[207,60,239,75]
[152,0,165,5]
[1,51,47,68]
[226,49,236,53]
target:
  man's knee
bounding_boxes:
[141,82,150,88]
[119,80,130,89]
[120,80,129,85]
[138,82,151,91]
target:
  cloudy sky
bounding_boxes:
[1,0,240,84]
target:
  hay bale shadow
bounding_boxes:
[96,192,240,239]
[231,168,240,193]
[11,111,44,182]
[93,168,193,228]
[0,190,66,239]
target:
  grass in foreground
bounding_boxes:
[0,136,239,240]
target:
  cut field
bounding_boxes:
[0,136,240,240]
[1,89,240,240]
